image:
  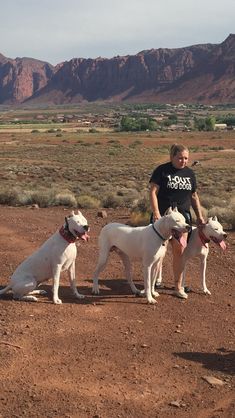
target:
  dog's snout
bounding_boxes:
[83,225,89,231]
[224,233,227,239]
[186,224,191,231]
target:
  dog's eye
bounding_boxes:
[214,228,218,231]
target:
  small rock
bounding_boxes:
[31,204,39,209]
[169,400,181,407]
[202,375,225,386]
[97,210,107,218]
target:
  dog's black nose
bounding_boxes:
[224,233,227,239]
[83,225,89,231]
[186,224,191,231]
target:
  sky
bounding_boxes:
[1,0,234,65]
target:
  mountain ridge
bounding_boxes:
[0,34,234,105]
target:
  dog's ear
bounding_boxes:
[71,210,75,216]
[212,216,218,222]
[165,207,172,215]
[77,210,81,215]
[173,206,178,212]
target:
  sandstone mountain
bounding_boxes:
[0,34,234,105]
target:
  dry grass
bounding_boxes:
[0,129,234,227]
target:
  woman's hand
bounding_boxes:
[153,211,161,222]
[196,216,205,227]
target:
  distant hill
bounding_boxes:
[0,34,235,105]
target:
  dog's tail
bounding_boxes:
[0,284,12,295]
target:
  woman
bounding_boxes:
[149,144,204,299]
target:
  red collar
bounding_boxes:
[198,228,210,248]
[59,226,77,243]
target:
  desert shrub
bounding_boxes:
[132,195,150,214]
[208,198,235,229]
[190,205,208,224]
[117,188,140,208]
[54,191,77,207]
[102,193,123,208]
[107,139,120,144]
[129,211,150,226]
[80,142,92,147]
[31,129,39,133]
[129,195,151,224]
[0,188,33,206]
[129,140,142,148]
[77,195,101,209]
[30,190,55,208]
[56,133,63,137]
[89,128,98,133]
[200,194,227,210]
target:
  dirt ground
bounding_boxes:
[0,206,234,418]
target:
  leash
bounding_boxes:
[151,224,166,245]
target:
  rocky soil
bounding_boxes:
[0,206,234,418]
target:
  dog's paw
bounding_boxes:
[203,288,211,295]
[75,293,85,299]
[53,298,62,304]
[152,290,160,298]
[147,297,157,304]
[92,286,100,295]
[15,295,38,302]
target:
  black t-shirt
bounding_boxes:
[149,162,197,215]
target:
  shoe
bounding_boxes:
[174,289,188,299]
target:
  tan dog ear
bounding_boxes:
[212,216,218,222]
[77,210,81,215]
[173,206,178,212]
[71,210,75,216]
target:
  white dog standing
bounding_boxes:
[92,207,190,304]
[0,210,89,304]
[155,216,227,295]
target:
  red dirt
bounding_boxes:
[0,206,234,418]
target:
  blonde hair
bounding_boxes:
[170,144,189,158]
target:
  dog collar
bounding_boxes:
[198,229,210,247]
[59,226,77,243]
[152,224,166,245]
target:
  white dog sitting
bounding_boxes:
[155,216,227,295]
[92,207,190,304]
[0,210,89,304]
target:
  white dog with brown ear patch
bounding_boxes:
[0,211,89,304]
[92,207,190,304]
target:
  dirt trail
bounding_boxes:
[0,206,234,418]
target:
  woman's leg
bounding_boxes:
[171,232,188,299]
